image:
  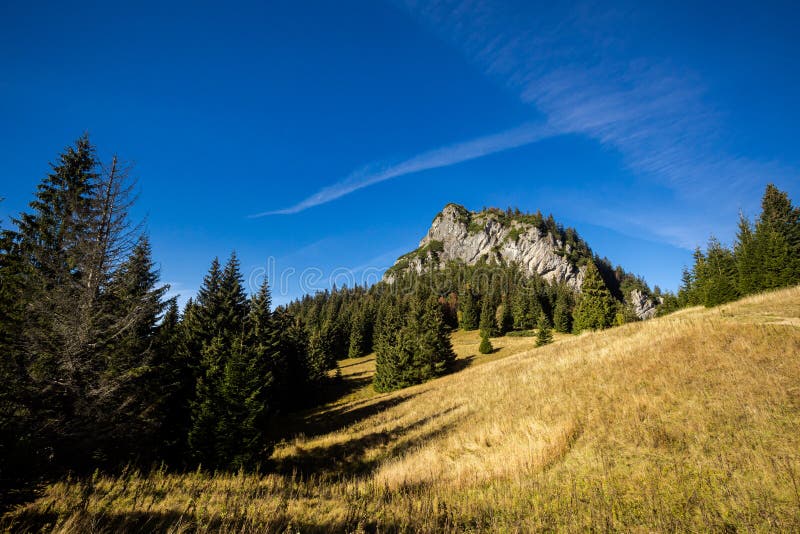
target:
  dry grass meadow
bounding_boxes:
[4,287,800,532]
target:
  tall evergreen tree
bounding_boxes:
[348,307,368,358]
[2,137,177,470]
[479,295,498,338]
[373,300,410,392]
[734,212,761,295]
[188,253,251,467]
[458,288,478,330]
[572,262,615,332]
[701,237,739,306]
[535,313,553,347]
[498,296,514,335]
[412,296,456,378]
[552,287,573,333]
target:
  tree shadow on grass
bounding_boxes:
[271,404,464,478]
[276,392,421,444]
[450,354,476,373]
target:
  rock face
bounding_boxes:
[384,203,659,321]
[384,204,586,290]
[629,289,658,320]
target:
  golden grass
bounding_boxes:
[5,287,800,532]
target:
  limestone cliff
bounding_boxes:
[384,203,658,320]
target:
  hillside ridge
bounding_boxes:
[385,203,658,319]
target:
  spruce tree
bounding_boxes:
[753,184,800,288]
[498,296,514,335]
[272,309,312,409]
[2,137,171,469]
[552,287,573,333]
[149,298,194,460]
[234,278,280,465]
[677,266,696,307]
[535,313,553,347]
[734,212,762,294]
[511,290,532,330]
[101,235,169,455]
[374,296,454,392]
[572,261,615,332]
[479,295,498,338]
[413,296,456,377]
[702,237,739,307]
[347,307,367,358]
[188,253,251,467]
[478,332,493,354]
[458,289,478,330]
[373,300,411,392]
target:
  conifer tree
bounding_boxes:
[149,298,194,460]
[759,184,800,268]
[413,296,456,378]
[347,307,367,358]
[272,309,312,409]
[458,288,478,330]
[101,235,169,454]
[535,313,553,347]
[188,253,251,467]
[552,287,573,333]
[1,137,171,469]
[511,290,534,330]
[233,278,280,465]
[374,296,454,392]
[572,261,615,332]
[498,296,514,335]
[479,295,498,338]
[478,332,493,354]
[374,300,411,392]
[734,212,761,294]
[702,237,739,306]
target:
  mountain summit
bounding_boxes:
[385,203,658,319]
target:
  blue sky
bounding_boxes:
[2,0,798,307]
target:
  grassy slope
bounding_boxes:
[4,288,800,532]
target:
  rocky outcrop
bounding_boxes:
[384,203,659,321]
[629,289,658,320]
[384,204,585,290]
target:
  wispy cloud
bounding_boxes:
[250,122,553,217]
[397,0,797,246]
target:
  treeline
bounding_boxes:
[0,138,331,485]
[287,254,652,390]
[658,184,800,312]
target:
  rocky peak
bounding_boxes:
[385,203,586,290]
[383,203,659,321]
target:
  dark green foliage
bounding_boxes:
[552,287,573,333]
[185,258,311,469]
[459,288,479,330]
[498,296,514,335]
[665,184,800,317]
[0,137,170,475]
[479,295,499,337]
[572,262,615,332]
[373,299,408,392]
[535,314,553,347]
[347,307,369,358]
[478,333,493,354]
[699,238,739,307]
[374,296,454,392]
[512,290,539,330]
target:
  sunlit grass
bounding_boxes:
[5,287,800,532]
